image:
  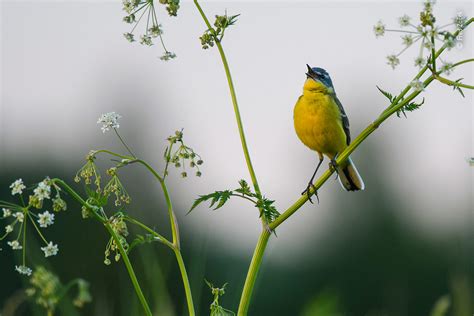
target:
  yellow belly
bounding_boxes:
[293,93,347,157]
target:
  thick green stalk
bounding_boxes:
[174,248,195,316]
[105,223,152,316]
[237,230,270,315]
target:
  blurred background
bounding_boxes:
[1,0,473,315]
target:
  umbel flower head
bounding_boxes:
[121,0,178,61]
[97,112,121,133]
[165,130,204,178]
[373,0,466,72]
[1,178,64,276]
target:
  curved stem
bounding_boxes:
[237,230,270,315]
[174,248,196,316]
[105,222,152,316]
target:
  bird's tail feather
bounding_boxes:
[337,156,365,191]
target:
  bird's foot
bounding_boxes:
[329,158,340,180]
[301,183,319,204]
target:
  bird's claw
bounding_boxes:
[301,183,319,204]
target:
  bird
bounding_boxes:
[293,65,364,202]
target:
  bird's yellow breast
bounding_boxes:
[293,82,347,157]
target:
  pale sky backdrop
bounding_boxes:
[1,1,473,266]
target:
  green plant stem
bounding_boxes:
[237,229,270,315]
[193,0,265,219]
[105,222,152,316]
[125,216,174,249]
[174,248,195,316]
[125,216,195,315]
[52,179,151,316]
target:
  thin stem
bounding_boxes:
[237,230,270,315]
[28,213,48,244]
[105,222,152,316]
[124,216,174,249]
[51,179,151,314]
[174,248,196,316]
[193,0,265,223]
[114,128,137,158]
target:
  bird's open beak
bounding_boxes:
[305,64,318,81]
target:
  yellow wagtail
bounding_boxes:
[294,65,364,202]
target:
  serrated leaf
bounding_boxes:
[256,197,280,223]
[235,179,252,196]
[188,190,233,214]
[377,86,395,102]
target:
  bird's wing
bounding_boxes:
[333,95,351,145]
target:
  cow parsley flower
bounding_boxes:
[15,265,32,276]
[373,21,385,37]
[399,15,411,27]
[10,179,26,196]
[5,225,13,233]
[34,181,51,201]
[410,80,425,92]
[41,242,59,257]
[2,208,12,218]
[440,61,453,75]
[374,1,464,70]
[386,55,400,69]
[8,240,22,250]
[13,212,24,223]
[38,211,55,228]
[97,112,121,133]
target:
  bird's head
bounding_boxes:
[304,64,335,93]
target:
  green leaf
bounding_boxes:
[429,295,450,316]
[256,197,280,223]
[397,97,425,117]
[453,78,465,97]
[127,234,155,254]
[376,85,395,102]
[235,179,252,196]
[188,190,233,213]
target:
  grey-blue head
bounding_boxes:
[305,64,334,90]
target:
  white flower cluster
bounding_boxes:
[97,112,121,133]
[373,0,466,71]
[33,181,51,200]
[10,179,26,196]
[38,211,55,228]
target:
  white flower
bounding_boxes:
[373,21,385,37]
[414,57,426,68]
[398,15,411,27]
[140,35,153,46]
[402,34,414,46]
[123,32,135,42]
[41,242,59,257]
[38,211,55,228]
[33,181,51,200]
[440,62,453,75]
[453,12,467,28]
[386,55,400,69]
[13,212,24,223]
[2,208,12,218]
[8,240,22,250]
[15,265,32,276]
[5,225,13,233]
[97,112,122,133]
[160,51,177,61]
[410,80,425,92]
[10,179,26,196]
